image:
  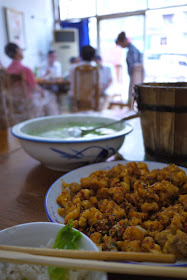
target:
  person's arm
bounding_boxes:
[127,46,142,75]
[25,68,45,96]
[43,68,51,77]
[34,84,45,96]
[40,63,51,78]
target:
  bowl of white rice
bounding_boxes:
[0,222,107,280]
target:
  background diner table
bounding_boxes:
[36,77,70,112]
[0,114,186,280]
[36,77,70,95]
[36,77,70,88]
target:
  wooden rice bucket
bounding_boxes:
[134,82,187,167]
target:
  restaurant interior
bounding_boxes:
[0,0,187,279]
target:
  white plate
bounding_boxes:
[45,160,187,270]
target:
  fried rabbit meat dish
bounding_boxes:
[57,162,187,259]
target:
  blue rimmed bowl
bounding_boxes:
[11,114,133,171]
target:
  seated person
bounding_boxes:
[5,42,59,120]
[5,43,44,97]
[94,55,116,109]
[68,45,96,111]
[69,56,81,65]
[64,56,81,80]
[42,50,62,79]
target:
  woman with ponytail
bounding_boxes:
[115,31,143,105]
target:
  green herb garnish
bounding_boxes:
[48,223,82,280]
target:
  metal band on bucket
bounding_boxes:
[145,147,187,163]
[137,103,187,113]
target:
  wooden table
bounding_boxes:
[36,77,70,93]
[36,77,70,111]
[0,117,185,280]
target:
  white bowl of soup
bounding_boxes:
[11,114,133,171]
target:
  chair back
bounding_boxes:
[73,64,99,111]
[0,69,14,129]
[9,73,28,99]
[8,73,32,124]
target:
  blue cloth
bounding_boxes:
[61,19,90,55]
[126,43,142,76]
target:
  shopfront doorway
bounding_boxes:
[99,15,145,102]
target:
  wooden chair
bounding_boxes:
[0,69,14,129]
[0,87,9,129]
[73,65,99,112]
[5,73,36,125]
[8,73,59,123]
[108,63,144,110]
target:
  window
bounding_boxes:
[144,6,187,82]
[148,0,187,9]
[59,0,187,83]
[99,15,144,102]
[163,14,174,24]
[97,0,147,16]
[88,17,97,49]
[59,0,147,20]
[59,0,96,20]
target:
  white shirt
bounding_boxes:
[98,65,112,92]
[40,61,62,78]
[98,64,116,96]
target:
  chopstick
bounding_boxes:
[0,249,186,278]
[0,245,176,263]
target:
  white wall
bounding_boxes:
[0,0,54,71]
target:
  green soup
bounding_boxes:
[27,122,120,139]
